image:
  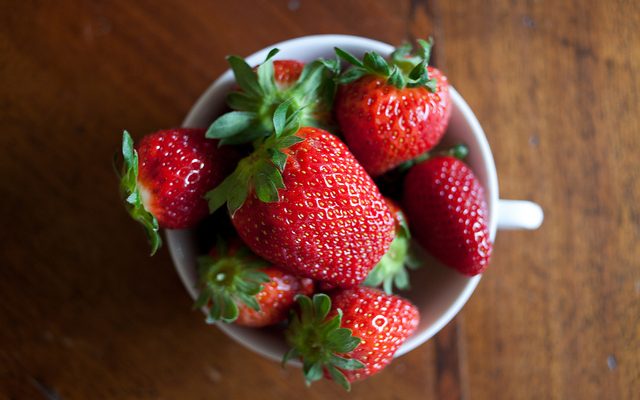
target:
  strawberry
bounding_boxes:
[206,49,338,146]
[207,108,395,288]
[334,39,452,177]
[284,289,419,390]
[119,129,238,254]
[195,239,314,327]
[403,156,492,275]
[272,59,305,88]
[364,198,421,293]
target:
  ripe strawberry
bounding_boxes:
[334,39,452,177]
[272,59,305,88]
[195,239,314,327]
[284,289,419,390]
[206,49,337,146]
[364,198,421,293]
[119,129,239,254]
[207,117,395,288]
[403,156,492,275]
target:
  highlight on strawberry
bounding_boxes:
[284,289,419,391]
[334,38,452,177]
[195,238,313,327]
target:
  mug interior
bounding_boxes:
[168,34,499,363]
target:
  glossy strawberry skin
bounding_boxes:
[273,60,305,88]
[136,128,238,229]
[231,127,395,288]
[403,156,492,275]
[329,287,419,382]
[235,267,314,327]
[335,67,451,177]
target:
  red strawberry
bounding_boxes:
[403,156,492,275]
[272,60,305,88]
[207,50,337,146]
[119,129,238,253]
[334,39,452,177]
[195,239,314,327]
[284,289,419,390]
[207,123,395,288]
[364,198,421,293]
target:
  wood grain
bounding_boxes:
[0,0,638,399]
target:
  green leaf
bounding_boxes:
[327,329,361,353]
[122,131,135,165]
[336,67,367,84]
[227,177,249,216]
[257,51,277,95]
[313,293,331,321]
[237,292,261,311]
[334,47,364,67]
[363,51,390,75]
[219,126,267,146]
[304,362,324,385]
[276,135,303,149]
[296,294,314,326]
[326,365,351,391]
[270,149,288,171]
[207,291,223,322]
[205,173,236,213]
[255,159,285,188]
[226,92,259,111]
[221,296,239,323]
[319,58,341,75]
[416,37,434,64]
[272,100,292,138]
[320,313,342,334]
[206,111,256,139]
[254,173,279,202]
[242,269,270,283]
[387,66,406,88]
[408,60,428,80]
[393,267,410,290]
[227,55,261,97]
[424,78,438,92]
[282,348,299,367]
[330,355,365,371]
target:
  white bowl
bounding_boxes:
[168,34,543,363]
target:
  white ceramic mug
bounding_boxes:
[168,35,544,363]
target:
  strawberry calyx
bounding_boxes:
[118,131,162,255]
[364,209,421,293]
[283,294,365,391]
[194,238,270,323]
[206,102,304,215]
[206,49,337,146]
[335,38,437,91]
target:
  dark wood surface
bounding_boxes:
[1,1,639,399]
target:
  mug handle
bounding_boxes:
[497,199,544,230]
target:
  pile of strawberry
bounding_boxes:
[118,39,492,390]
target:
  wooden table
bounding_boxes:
[2,1,638,399]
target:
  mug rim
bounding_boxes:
[170,34,499,362]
